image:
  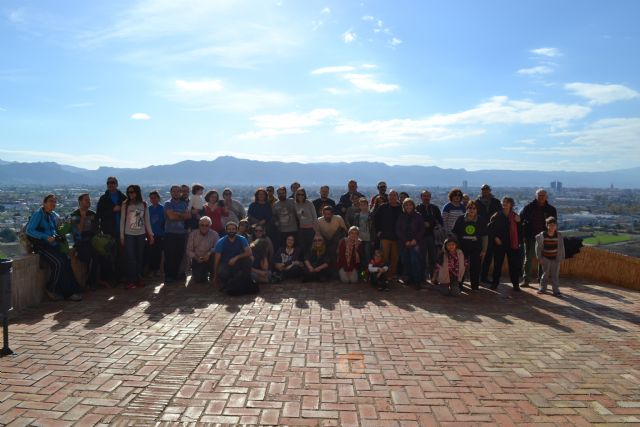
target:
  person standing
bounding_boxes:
[120,185,154,289]
[337,179,364,217]
[70,193,100,289]
[487,197,522,291]
[374,190,402,279]
[452,201,487,291]
[520,189,557,287]
[369,181,388,209]
[416,190,443,280]
[163,185,190,283]
[312,185,336,217]
[535,217,565,297]
[396,198,425,288]
[272,186,298,248]
[96,176,126,281]
[146,190,165,277]
[293,187,318,255]
[476,184,502,283]
[442,188,466,235]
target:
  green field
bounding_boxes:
[583,232,633,246]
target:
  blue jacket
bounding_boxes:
[26,208,60,247]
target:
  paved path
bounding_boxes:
[1,278,639,426]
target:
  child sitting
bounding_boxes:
[368,249,390,291]
[433,238,465,296]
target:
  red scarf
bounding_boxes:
[508,211,519,250]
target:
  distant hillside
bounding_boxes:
[0,156,638,188]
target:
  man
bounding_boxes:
[213,222,255,295]
[70,193,101,288]
[370,181,388,209]
[316,205,347,270]
[272,186,298,248]
[416,190,443,280]
[146,190,165,277]
[180,184,190,203]
[337,179,364,217]
[96,176,126,281]
[475,184,502,282]
[222,188,246,223]
[374,190,402,278]
[186,216,219,283]
[520,188,557,286]
[164,185,191,283]
[313,185,336,217]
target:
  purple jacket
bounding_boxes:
[396,211,426,249]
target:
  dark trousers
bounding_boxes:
[74,239,99,287]
[218,257,255,295]
[462,247,482,289]
[191,257,213,282]
[493,245,522,287]
[400,246,423,285]
[125,234,146,283]
[423,235,438,278]
[480,244,495,280]
[302,268,332,282]
[164,233,187,278]
[36,243,80,298]
[297,228,315,256]
[146,235,164,272]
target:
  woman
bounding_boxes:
[120,185,154,289]
[203,190,227,235]
[442,188,466,234]
[396,198,426,288]
[488,197,523,291]
[303,235,331,282]
[272,234,304,281]
[250,238,271,284]
[26,194,82,301]
[248,188,273,234]
[294,187,318,255]
[238,218,252,243]
[452,201,487,291]
[337,226,363,283]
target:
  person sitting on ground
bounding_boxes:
[312,185,336,217]
[535,216,565,297]
[433,238,465,296]
[442,188,466,235]
[303,235,331,282]
[213,222,255,295]
[272,234,304,281]
[337,226,363,284]
[250,238,271,284]
[186,216,219,283]
[120,185,154,289]
[251,225,274,268]
[368,249,389,291]
[70,193,102,289]
[26,194,82,301]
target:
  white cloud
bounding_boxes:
[564,82,639,105]
[552,117,640,156]
[0,149,127,169]
[518,139,537,145]
[517,65,553,75]
[390,37,402,46]
[175,79,223,92]
[238,108,339,139]
[321,7,331,14]
[344,73,399,93]
[131,112,151,120]
[311,66,357,75]
[531,47,561,57]
[343,30,356,43]
[362,15,375,21]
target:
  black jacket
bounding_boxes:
[488,211,523,248]
[475,196,502,223]
[97,190,126,237]
[416,203,443,236]
[519,200,557,239]
[374,203,402,240]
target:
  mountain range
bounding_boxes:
[0,156,638,188]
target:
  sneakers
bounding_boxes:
[513,285,521,292]
[552,292,563,298]
[537,289,547,294]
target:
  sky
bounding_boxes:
[1,0,639,172]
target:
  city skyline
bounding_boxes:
[1,1,639,172]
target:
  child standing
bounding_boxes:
[535,216,565,297]
[368,249,389,291]
[433,238,465,296]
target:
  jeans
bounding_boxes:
[400,246,423,285]
[146,235,164,272]
[125,234,146,284]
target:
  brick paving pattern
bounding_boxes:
[1,278,639,426]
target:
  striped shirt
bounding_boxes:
[542,232,559,259]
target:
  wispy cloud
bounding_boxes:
[65,102,94,109]
[564,82,639,105]
[321,7,331,15]
[390,37,402,46]
[311,66,357,75]
[531,47,561,57]
[238,108,339,139]
[131,112,151,120]
[344,73,399,93]
[175,79,223,92]
[552,117,640,157]
[517,65,553,76]
[0,149,126,169]
[343,30,356,43]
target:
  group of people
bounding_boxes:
[25,177,566,300]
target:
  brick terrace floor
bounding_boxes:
[1,277,639,426]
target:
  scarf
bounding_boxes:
[345,238,360,268]
[508,211,519,250]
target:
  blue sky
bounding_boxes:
[1,0,639,171]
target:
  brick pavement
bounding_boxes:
[1,277,639,426]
